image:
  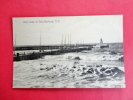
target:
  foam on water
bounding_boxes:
[13,49,125,88]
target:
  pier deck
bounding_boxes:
[14,45,93,61]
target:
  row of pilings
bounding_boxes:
[14,47,92,61]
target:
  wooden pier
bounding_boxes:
[14,45,93,61]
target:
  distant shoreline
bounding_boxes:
[14,42,123,47]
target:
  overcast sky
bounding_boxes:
[13,15,123,46]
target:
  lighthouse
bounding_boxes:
[99,38,109,48]
[100,38,103,46]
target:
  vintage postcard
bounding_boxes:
[13,15,125,88]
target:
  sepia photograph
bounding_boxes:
[13,15,125,88]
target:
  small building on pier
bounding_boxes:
[93,39,109,48]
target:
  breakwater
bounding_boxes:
[14,47,92,61]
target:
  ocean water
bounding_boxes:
[13,43,125,88]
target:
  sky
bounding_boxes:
[13,15,123,46]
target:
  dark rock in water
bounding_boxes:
[111,67,124,78]
[96,65,102,67]
[110,51,117,55]
[100,67,108,72]
[38,75,45,78]
[87,68,94,74]
[104,70,112,75]
[40,68,45,70]
[103,56,105,58]
[110,67,119,73]
[83,67,87,70]
[40,63,43,66]
[74,57,81,60]
[45,67,52,71]
[74,62,79,64]
[95,69,100,75]
[69,69,74,73]
[78,64,124,82]
[99,67,124,79]
[99,74,105,78]
[119,57,124,61]
[72,66,76,68]
[81,72,87,76]
[99,73,111,79]
[87,65,92,67]
[60,74,68,77]
[77,69,81,71]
